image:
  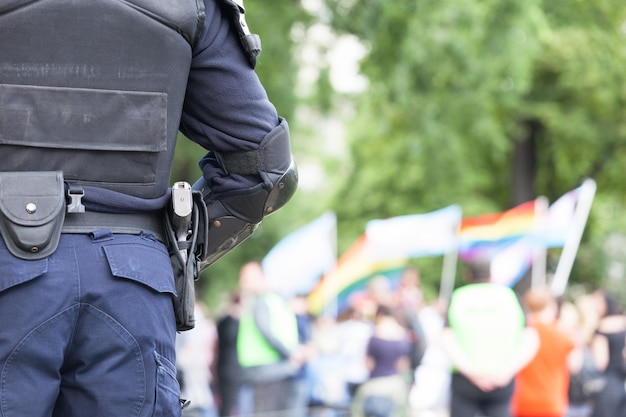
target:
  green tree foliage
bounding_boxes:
[324,0,545,226]
[321,0,626,295]
[246,0,313,122]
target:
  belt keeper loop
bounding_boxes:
[66,183,86,214]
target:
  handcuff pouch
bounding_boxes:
[0,171,65,260]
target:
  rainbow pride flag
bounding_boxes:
[459,200,538,261]
[307,234,408,316]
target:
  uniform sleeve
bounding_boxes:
[179,0,279,153]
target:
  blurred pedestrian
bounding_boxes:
[441,259,539,417]
[336,305,374,399]
[367,273,427,380]
[366,275,396,316]
[307,314,350,415]
[236,261,306,415]
[564,294,602,417]
[351,305,412,417]
[589,289,626,417]
[176,300,219,417]
[288,293,316,417]
[394,267,428,377]
[409,299,451,416]
[394,266,424,314]
[215,291,243,417]
[511,286,580,417]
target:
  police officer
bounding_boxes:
[0,0,296,416]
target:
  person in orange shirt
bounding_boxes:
[511,286,581,417]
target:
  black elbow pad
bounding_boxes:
[192,118,297,269]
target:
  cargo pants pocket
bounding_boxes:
[153,351,182,417]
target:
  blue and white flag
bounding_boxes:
[490,236,534,287]
[262,212,337,297]
[363,205,462,260]
[540,187,580,248]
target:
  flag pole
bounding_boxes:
[439,219,461,302]
[439,248,458,302]
[531,196,549,288]
[550,178,597,296]
[329,219,339,317]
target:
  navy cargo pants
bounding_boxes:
[0,230,181,417]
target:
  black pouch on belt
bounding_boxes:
[0,171,65,260]
[163,188,208,331]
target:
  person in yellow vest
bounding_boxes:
[236,261,307,415]
[441,258,539,417]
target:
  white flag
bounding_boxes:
[262,212,337,297]
[363,205,462,260]
[490,237,534,287]
[540,188,580,248]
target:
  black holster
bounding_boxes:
[163,190,208,331]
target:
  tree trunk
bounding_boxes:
[511,120,540,205]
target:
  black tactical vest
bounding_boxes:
[0,0,204,199]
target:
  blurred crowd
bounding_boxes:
[175,260,626,417]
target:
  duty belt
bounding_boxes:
[61,183,165,241]
[0,211,165,242]
[63,211,165,242]
[0,172,165,260]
